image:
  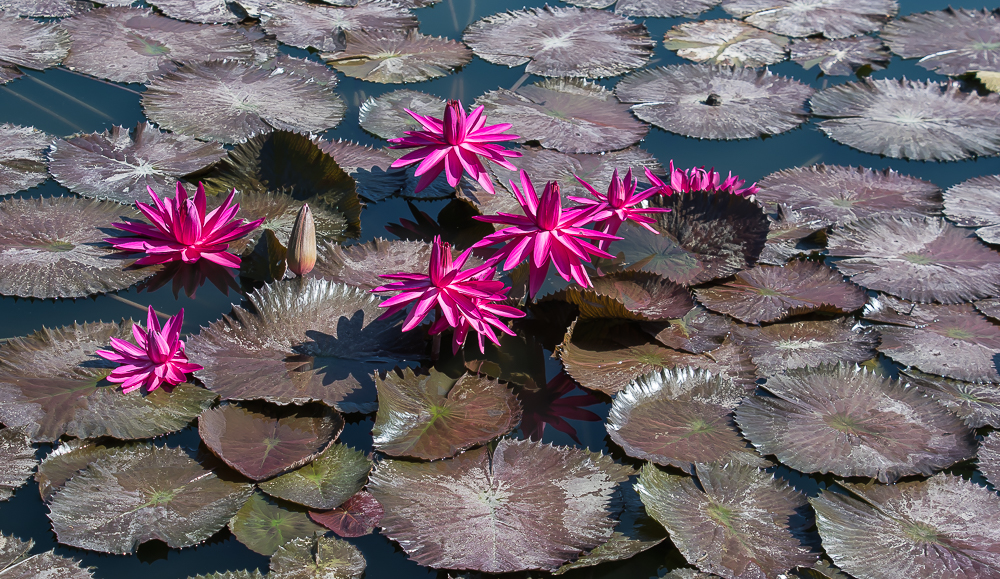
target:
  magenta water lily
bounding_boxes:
[645,163,759,196]
[570,168,671,251]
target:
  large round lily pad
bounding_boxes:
[0,533,93,579]
[663,19,788,68]
[0,13,68,75]
[322,29,470,83]
[721,0,897,38]
[313,239,431,291]
[261,0,417,52]
[731,318,878,376]
[0,124,49,196]
[0,427,34,501]
[269,536,365,579]
[790,37,890,76]
[35,440,143,503]
[259,443,370,510]
[901,369,1000,428]
[881,8,1000,76]
[943,174,1000,245]
[565,0,721,17]
[229,491,327,556]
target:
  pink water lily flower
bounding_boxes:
[96,306,202,394]
[644,163,759,196]
[107,182,264,268]
[428,288,523,354]
[473,170,620,298]
[388,100,521,194]
[569,168,671,251]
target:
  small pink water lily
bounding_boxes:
[473,170,620,298]
[96,306,202,394]
[644,163,759,196]
[388,100,521,194]
[569,168,671,251]
[428,288,523,355]
[107,182,264,268]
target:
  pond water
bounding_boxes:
[0,0,998,578]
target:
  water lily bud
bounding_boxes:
[287,204,316,276]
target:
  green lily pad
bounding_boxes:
[0,533,93,579]
[259,443,370,510]
[269,536,366,579]
[0,427,34,501]
[663,19,788,68]
[229,491,326,556]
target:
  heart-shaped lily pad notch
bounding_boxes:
[0,533,92,579]
[372,367,522,460]
[731,318,878,377]
[0,427,35,501]
[637,462,817,579]
[608,367,767,472]
[0,123,50,196]
[229,491,327,556]
[811,475,1000,579]
[310,490,383,537]
[314,238,432,291]
[737,363,976,483]
[547,271,694,321]
[259,443,370,510]
[47,443,253,554]
[901,369,1000,428]
[198,401,344,482]
[0,321,217,443]
[187,278,426,408]
[270,535,366,579]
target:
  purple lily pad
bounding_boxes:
[902,369,1000,429]
[731,318,878,376]
[464,5,654,78]
[645,305,735,353]
[147,0,242,23]
[722,0,897,38]
[0,427,34,501]
[315,139,394,175]
[881,8,1000,76]
[0,13,68,71]
[0,533,93,579]
[314,238,430,290]
[259,443,370,510]
[0,0,91,16]
[322,29,470,83]
[566,0,721,18]
[977,298,1000,322]
[261,0,417,52]
[943,174,1000,245]
[790,37,890,76]
[550,271,694,321]
[0,124,49,196]
[269,536,366,579]
[980,432,1000,488]
[757,203,827,265]
[310,490,383,537]
[663,19,788,67]
[358,89,445,141]
[229,491,327,556]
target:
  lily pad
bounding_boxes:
[259,443,370,510]
[790,37,890,76]
[475,78,648,154]
[0,0,90,17]
[637,462,817,578]
[943,174,1000,244]
[827,215,1000,304]
[615,65,813,140]
[464,5,654,78]
[369,437,633,572]
[979,432,1000,488]
[309,490,383,537]
[548,271,694,321]
[757,203,827,266]
[229,491,326,556]
[187,278,425,407]
[143,61,345,144]
[608,367,768,472]
[645,305,735,353]
[737,363,976,482]
[901,369,1000,428]
[0,64,22,85]
[0,427,34,501]
[0,124,49,196]
[0,533,93,579]
[314,239,431,291]
[47,443,253,553]
[35,440,140,502]
[322,29,470,83]
[694,261,867,324]
[147,0,242,23]
[721,0,897,38]
[357,89,445,141]
[811,475,1000,579]
[810,78,1000,161]
[48,122,225,204]
[730,318,878,376]
[186,572,264,579]
[663,19,788,68]
[0,13,68,72]
[567,0,720,17]
[261,0,417,52]
[269,536,365,579]
[881,8,1000,76]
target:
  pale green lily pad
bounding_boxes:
[663,19,788,68]
[259,443,370,510]
[0,533,93,579]
[229,491,326,556]
[269,536,366,579]
[0,427,34,501]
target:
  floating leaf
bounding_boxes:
[314,239,430,291]
[756,203,827,266]
[570,0,720,17]
[148,0,242,23]
[694,261,867,324]
[645,305,735,353]
[976,298,1000,322]
[790,37,889,76]
[722,0,897,38]
[269,536,365,579]
[358,89,445,140]
[229,491,326,556]
[663,19,788,68]
[0,533,93,579]
[0,64,22,85]
[261,0,417,52]
[608,367,767,472]
[810,78,1000,161]
[827,215,1000,304]
[0,124,49,196]
[48,122,225,203]
[47,443,253,553]
[322,29,470,83]
[881,8,1000,76]
[310,490,383,537]
[548,271,694,321]
[615,65,813,140]
[637,462,816,578]
[187,279,425,407]
[731,318,878,376]
[980,432,1000,488]
[186,572,264,579]
[0,427,34,501]
[0,13,68,72]
[259,443,370,510]
[0,0,90,17]
[978,70,1000,92]
[35,440,139,502]
[811,475,1000,579]
[943,174,1000,244]
[464,5,654,78]
[475,78,648,154]
[737,364,975,482]
[369,438,633,572]
[901,370,1000,429]
[143,61,345,144]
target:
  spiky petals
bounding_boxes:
[473,170,620,297]
[569,168,670,250]
[643,163,759,196]
[388,100,522,194]
[96,306,202,394]
[106,182,264,267]
[429,292,524,354]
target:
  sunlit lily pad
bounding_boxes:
[565,0,720,17]
[314,139,398,202]
[358,89,444,141]
[663,19,788,67]
[47,443,253,553]
[314,239,430,291]
[881,8,1000,76]
[790,37,889,76]
[637,462,816,578]
[143,61,346,144]
[615,65,813,140]
[322,29,470,83]
[608,367,767,472]
[261,0,417,52]
[810,78,1000,161]
[901,369,1000,428]
[464,5,654,78]
[493,146,663,199]
[310,490,383,537]
[943,174,1000,244]
[977,297,1000,322]
[187,278,425,407]
[0,0,91,17]
[229,491,326,556]
[0,13,68,73]
[694,261,867,324]
[737,363,975,482]
[35,440,137,502]
[475,78,648,154]
[645,305,735,353]
[0,124,49,196]
[369,437,633,572]
[148,0,242,23]
[731,318,878,376]
[721,0,897,38]
[827,215,1000,304]
[187,571,265,579]
[756,203,827,266]
[549,271,694,321]
[269,536,365,579]
[259,443,370,510]
[980,432,1000,488]
[48,122,225,204]
[811,475,1000,579]
[0,533,93,579]
[0,427,34,501]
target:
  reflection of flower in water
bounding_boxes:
[138,260,239,298]
[517,372,603,444]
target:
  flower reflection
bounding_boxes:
[138,260,240,298]
[517,371,604,445]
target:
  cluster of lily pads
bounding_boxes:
[1,0,1000,579]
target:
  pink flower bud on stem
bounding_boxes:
[287,204,316,277]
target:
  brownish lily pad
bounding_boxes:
[549,271,694,322]
[722,0,897,38]
[737,364,976,482]
[810,78,1000,161]
[565,0,721,17]
[811,475,1000,579]
[464,5,654,78]
[315,138,394,175]
[369,438,633,573]
[0,533,93,579]
[902,369,1000,428]
[694,261,867,324]
[259,443,370,510]
[977,298,1000,321]
[663,19,788,68]
[980,432,1000,488]
[0,13,68,73]
[790,37,890,76]
[637,462,817,579]
[143,60,345,144]
[615,64,813,140]
[0,427,34,501]
[0,0,90,17]
[314,239,431,291]
[372,368,521,460]
[322,29,470,83]
[186,571,264,579]
[943,174,1000,244]
[229,491,327,556]
[310,490,383,537]
[645,305,735,353]
[47,443,253,553]
[608,367,767,472]
[35,440,140,502]
[357,89,445,141]
[0,124,49,196]
[48,122,225,204]
[261,0,417,52]
[827,215,1000,304]
[475,78,648,154]
[269,536,365,579]
[731,318,878,376]
[148,0,242,23]
[881,8,1000,76]
[757,203,827,266]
